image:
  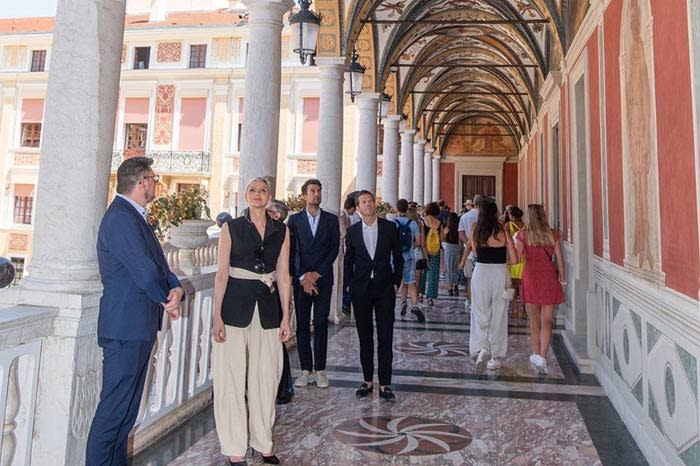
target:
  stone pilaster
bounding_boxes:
[237,0,293,209]
[381,115,401,207]
[432,156,440,202]
[424,147,433,204]
[399,129,416,201]
[315,57,345,213]
[354,93,379,193]
[413,139,426,205]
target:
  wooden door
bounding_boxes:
[462,175,495,204]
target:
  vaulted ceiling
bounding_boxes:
[342,0,572,153]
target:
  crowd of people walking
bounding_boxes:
[86,157,566,466]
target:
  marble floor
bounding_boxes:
[133,288,649,466]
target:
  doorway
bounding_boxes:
[462,175,495,204]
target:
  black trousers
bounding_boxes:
[352,281,396,386]
[294,282,333,371]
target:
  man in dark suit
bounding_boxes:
[288,179,340,389]
[344,190,403,401]
[86,157,184,466]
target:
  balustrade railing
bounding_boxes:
[130,238,217,451]
[0,308,52,466]
[112,151,211,175]
[0,239,219,462]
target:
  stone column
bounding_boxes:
[432,156,441,202]
[413,139,426,205]
[399,129,416,200]
[237,0,293,209]
[424,147,434,203]
[355,93,380,193]
[1,1,128,465]
[315,57,345,214]
[381,115,401,206]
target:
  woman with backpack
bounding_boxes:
[421,202,442,306]
[513,204,565,375]
[441,212,461,296]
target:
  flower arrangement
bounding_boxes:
[375,201,395,218]
[282,193,305,212]
[148,187,211,240]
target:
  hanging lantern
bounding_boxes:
[345,50,366,102]
[289,0,322,65]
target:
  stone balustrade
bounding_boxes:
[0,307,54,466]
[111,151,212,175]
[0,240,218,462]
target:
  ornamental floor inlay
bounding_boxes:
[394,341,470,357]
[333,416,472,456]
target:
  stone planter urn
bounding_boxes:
[168,219,215,249]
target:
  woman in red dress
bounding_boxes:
[514,204,565,375]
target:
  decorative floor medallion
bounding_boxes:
[333,416,472,456]
[395,341,470,357]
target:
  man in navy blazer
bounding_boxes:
[288,179,339,389]
[86,157,184,466]
[344,190,403,401]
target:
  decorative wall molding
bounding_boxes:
[594,256,700,466]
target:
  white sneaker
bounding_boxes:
[530,354,548,375]
[315,370,329,388]
[529,353,539,366]
[475,349,491,374]
[487,358,502,370]
[464,299,470,311]
[294,370,313,387]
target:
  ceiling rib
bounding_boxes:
[362,19,549,25]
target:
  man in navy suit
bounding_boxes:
[86,157,184,466]
[288,179,339,389]
[344,190,403,401]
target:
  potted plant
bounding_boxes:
[148,186,214,248]
[375,201,395,218]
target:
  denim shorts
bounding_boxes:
[402,257,416,284]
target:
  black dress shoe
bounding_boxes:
[262,454,280,464]
[379,386,396,401]
[276,394,293,405]
[355,382,374,398]
[229,461,246,466]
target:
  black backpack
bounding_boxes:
[394,218,413,253]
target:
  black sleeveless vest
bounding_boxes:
[221,214,286,329]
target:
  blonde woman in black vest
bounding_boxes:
[212,177,291,466]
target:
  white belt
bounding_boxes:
[229,267,276,291]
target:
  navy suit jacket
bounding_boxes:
[288,209,340,289]
[343,217,403,297]
[96,196,181,341]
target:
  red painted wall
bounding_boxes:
[651,0,700,298]
[604,0,625,265]
[588,32,604,257]
[440,162,455,208]
[503,162,518,208]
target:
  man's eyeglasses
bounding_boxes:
[254,246,265,273]
[143,174,160,183]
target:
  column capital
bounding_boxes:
[400,128,416,136]
[425,148,434,156]
[315,56,345,69]
[414,138,427,146]
[241,0,293,20]
[381,115,402,127]
[355,92,380,110]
